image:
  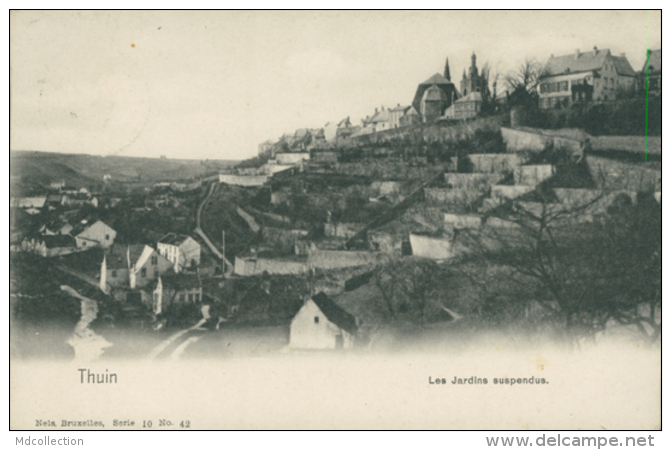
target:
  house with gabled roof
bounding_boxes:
[453,91,483,119]
[71,219,116,249]
[389,104,411,129]
[129,245,175,289]
[157,233,201,273]
[290,292,359,350]
[640,49,661,96]
[399,106,421,127]
[100,244,174,293]
[538,47,637,108]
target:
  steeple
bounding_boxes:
[470,52,478,77]
[444,57,451,82]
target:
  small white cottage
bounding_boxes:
[290,292,358,350]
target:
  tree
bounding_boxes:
[505,57,547,94]
[462,192,661,345]
[373,257,451,325]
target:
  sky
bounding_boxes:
[10,10,662,161]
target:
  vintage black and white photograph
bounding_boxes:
[9,10,662,431]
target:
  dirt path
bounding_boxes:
[194,181,234,275]
[147,318,207,360]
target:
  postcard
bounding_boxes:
[9,10,662,432]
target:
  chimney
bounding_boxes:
[575,49,580,59]
[593,46,598,55]
[375,107,378,113]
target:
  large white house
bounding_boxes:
[290,293,358,350]
[538,47,637,108]
[157,233,201,273]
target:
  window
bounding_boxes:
[141,268,147,277]
[105,234,110,240]
[82,241,86,246]
[188,294,194,302]
[314,316,320,324]
[151,256,157,265]
[112,270,117,278]
[180,294,186,302]
[194,294,200,302]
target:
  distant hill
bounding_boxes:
[10,151,238,192]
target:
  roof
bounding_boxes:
[420,73,452,86]
[70,219,96,237]
[158,233,192,246]
[643,49,661,74]
[369,109,390,123]
[337,117,352,128]
[611,55,636,77]
[544,49,610,76]
[404,106,419,116]
[159,274,202,291]
[390,104,411,112]
[46,194,64,203]
[423,84,448,102]
[311,292,358,335]
[412,73,457,112]
[132,245,156,270]
[41,235,76,249]
[17,197,46,208]
[455,91,483,103]
[105,244,145,270]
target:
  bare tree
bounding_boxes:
[462,193,661,345]
[505,58,547,94]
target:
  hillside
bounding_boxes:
[10,150,238,193]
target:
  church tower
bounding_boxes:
[444,57,451,82]
[460,52,487,97]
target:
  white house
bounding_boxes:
[290,293,358,350]
[72,220,116,249]
[100,244,174,293]
[157,233,201,273]
[153,274,203,315]
[129,245,175,289]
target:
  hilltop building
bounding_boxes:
[460,52,490,98]
[412,57,460,123]
[640,49,661,96]
[399,106,421,127]
[389,104,411,129]
[538,47,637,109]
